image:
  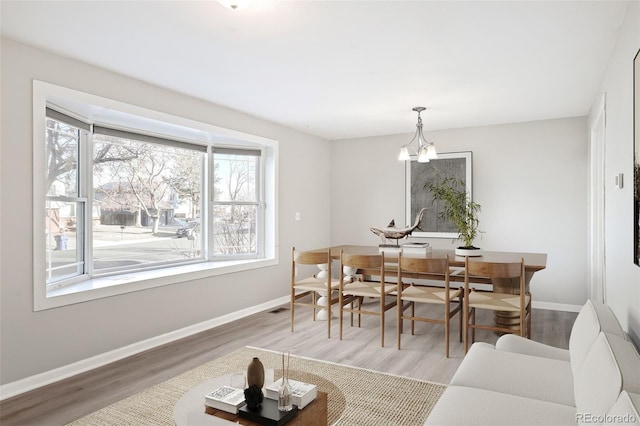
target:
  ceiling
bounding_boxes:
[0,1,629,140]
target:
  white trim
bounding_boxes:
[33,80,279,311]
[588,93,607,304]
[0,296,289,400]
[531,300,583,313]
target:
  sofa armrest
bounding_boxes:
[496,334,570,361]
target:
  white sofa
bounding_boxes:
[425,300,640,425]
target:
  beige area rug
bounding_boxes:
[68,346,446,426]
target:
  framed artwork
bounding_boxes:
[634,48,640,267]
[405,151,472,238]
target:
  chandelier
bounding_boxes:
[398,107,438,162]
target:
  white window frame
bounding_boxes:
[33,80,279,311]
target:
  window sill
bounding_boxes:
[37,257,278,311]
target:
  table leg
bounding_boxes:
[491,271,533,334]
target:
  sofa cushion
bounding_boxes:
[496,334,570,361]
[575,333,640,419]
[603,391,640,425]
[450,342,575,406]
[424,386,577,426]
[570,300,625,379]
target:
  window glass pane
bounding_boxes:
[46,200,83,283]
[213,205,258,255]
[46,118,79,197]
[213,153,258,202]
[92,133,204,272]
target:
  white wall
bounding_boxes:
[589,1,640,345]
[0,38,333,385]
[331,117,589,309]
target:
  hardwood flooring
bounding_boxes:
[0,301,576,426]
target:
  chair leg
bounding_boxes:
[445,312,450,358]
[458,295,463,342]
[463,300,469,354]
[380,306,385,347]
[327,296,331,339]
[471,308,476,344]
[350,300,354,326]
[290,290,295,333]
[411,302,415,335]
[339,293,344,341]
[397,300,402,350]
[312,291,316,321]
[527,300,532,339]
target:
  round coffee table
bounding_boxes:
[173,370,275,426]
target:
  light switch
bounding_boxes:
[614,173,624,189]
[295,212,301,221]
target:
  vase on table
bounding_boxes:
[247,357,265,388]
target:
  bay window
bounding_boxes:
[35,81,277,310]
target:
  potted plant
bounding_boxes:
[424,175,482,256]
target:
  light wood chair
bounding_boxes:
[338,251,397,347]
[290,247,341,338]
[463,257,531,353]
[396,254,463,357]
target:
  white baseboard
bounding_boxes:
[0,296,289,401]
[532,300,582,313]
[1,296,581,400]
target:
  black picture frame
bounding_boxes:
[634,48,640,267]
[405,151,472,238]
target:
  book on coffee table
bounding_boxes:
[238,397,298,426]
[204,386,246,414]
[264,379,317,409]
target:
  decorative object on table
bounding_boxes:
[204,386,247,414]
[406,151,472,239]
[247,357,265,388]
[229,372,246,389]
[369,207,428,246]
[243,385,264,411]
[266,378,318,409]
[278,351,293,412]
[398,106,438,163]
[238,397,299,426]
[401,242,432,257]
[423,171,482,256]
[245,356,265,410]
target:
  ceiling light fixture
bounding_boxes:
[398,107,438,163]
[217,0,252,10]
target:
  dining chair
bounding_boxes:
[463,257,531,353]
[396,253,463,357]
[338,250,397,347]
[290,246,341,338]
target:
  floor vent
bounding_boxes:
[269,307,287,314]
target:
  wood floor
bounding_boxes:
[0,301,577,426]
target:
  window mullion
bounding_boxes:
[83,128,93,277]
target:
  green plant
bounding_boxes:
[424,175,481,248]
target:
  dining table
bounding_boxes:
[309,244,548,332]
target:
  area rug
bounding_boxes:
[67,346,446,426]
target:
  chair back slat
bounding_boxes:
[399,256,448,274]
[466,260,523,279]
[294,250,331,265]
[341,252,383,269]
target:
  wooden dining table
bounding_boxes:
[310,245,548,331]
